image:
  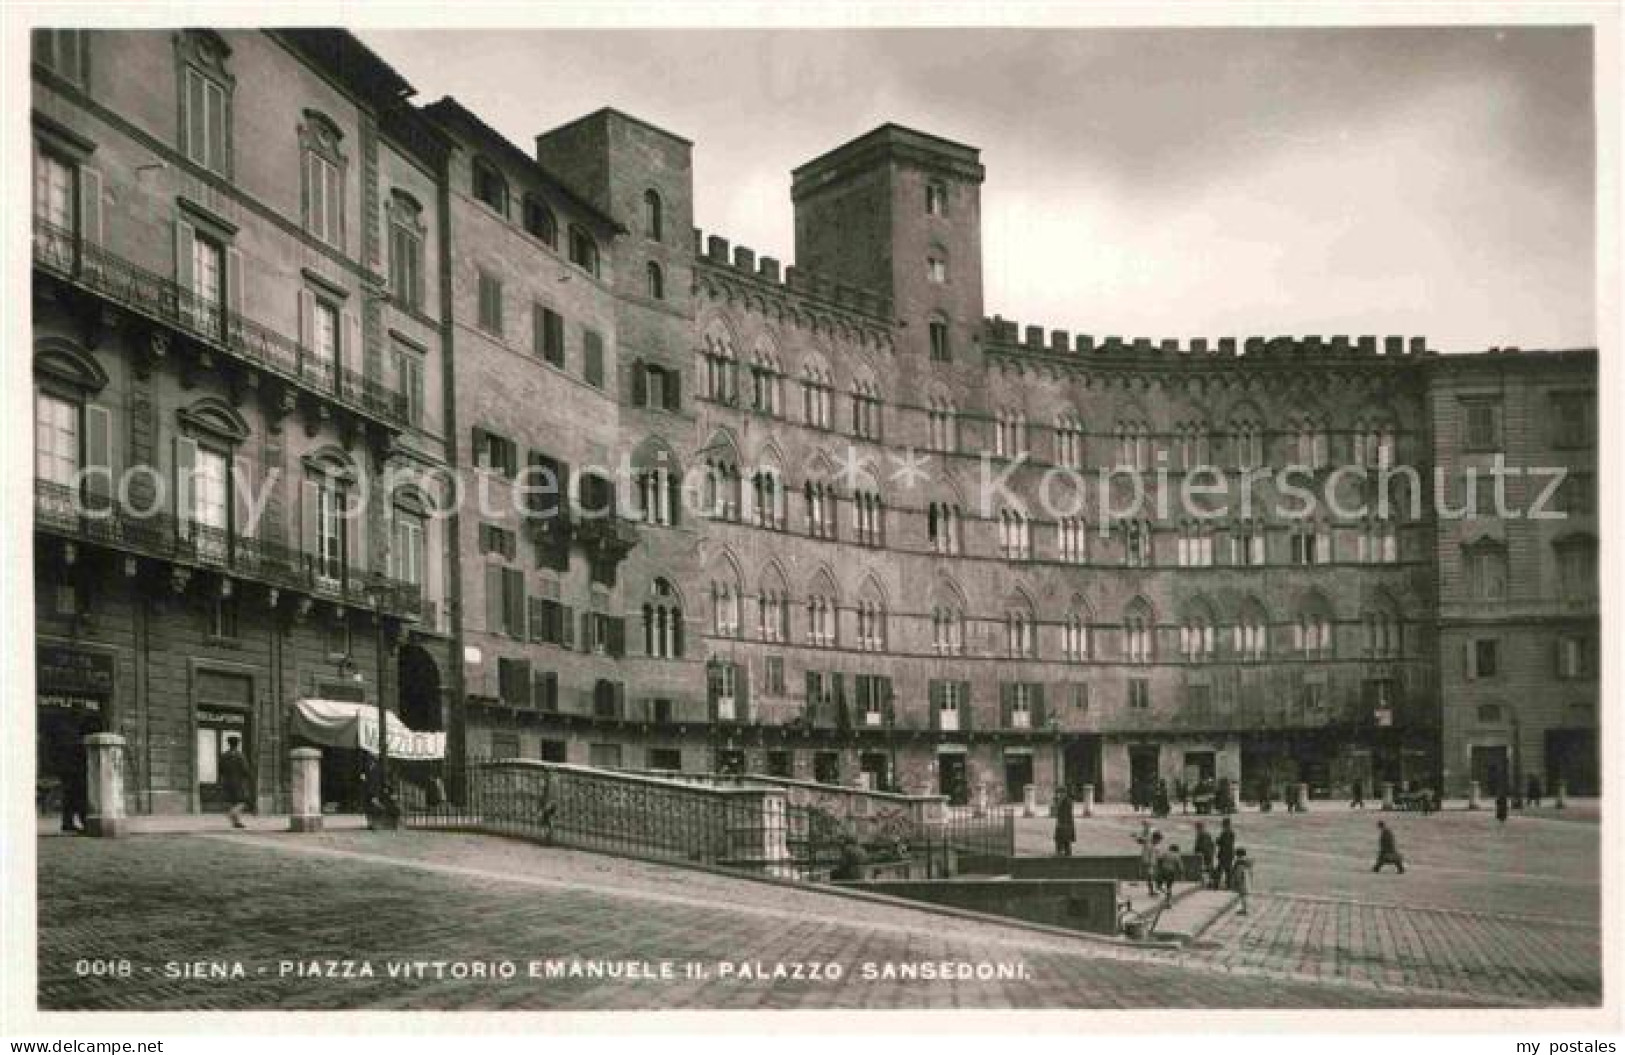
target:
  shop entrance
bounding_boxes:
[937,752,968,805]
[1003,753,1034,804]
[859,751,890,791]
[1545,729,1598,796]
[1182,750,1216,785]
[196,705,252,812]
[1128,744,1160,802]
[1062,736,1101,796]
[36,645,113,823]
[195,670,254,812]
[1471,744,1511,797]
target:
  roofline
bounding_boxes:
[791,121,980,179]
[421,97,627,234]
[540,106,693,147]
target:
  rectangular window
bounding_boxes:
[583,329,604,388]
[310,298,338,385]
[182,66,228,174]
[534,305,565,366]
[389,222,423,311]
[33,29,88,84]
[316,479,346,583]
[926,182,947,216]
[191,445,229,561]
[305,152,342,246]
[1558,636,1591,680]
[192,234,224,334]
[1463,399,1503,451]
[497,657,532,707]
[1470,638,1499,679]
[393,514,425,588]
[392,342,425,428]
[1550,392,1593,449]
[34,152,74,233]
[1128,679,1150,710]
[764,655,785,696]
[569,227,599,276]
[929,320,950,362]
[477,269,502,336]
[35,391,79,488]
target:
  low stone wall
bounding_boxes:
[474,761,795,876]
[633,770,947,845]
[1010,853,1205,882]
[837,878,1120,936]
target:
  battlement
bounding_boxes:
[983,316,1435,362]
[692,227,895,322]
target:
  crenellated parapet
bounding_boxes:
[692,227,895,353]
[981,314,1434,366]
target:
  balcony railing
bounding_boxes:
[33,219,414,430]
[35,478,424,620]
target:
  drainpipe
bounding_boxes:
[435,148,468,796]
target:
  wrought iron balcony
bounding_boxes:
[35,478,425,620]
[33,219,414,430]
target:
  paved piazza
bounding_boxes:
[36,807,1600,1011]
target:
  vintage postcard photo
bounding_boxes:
[5,2,1617,1038]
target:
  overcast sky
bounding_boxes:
[364,26,1596,352]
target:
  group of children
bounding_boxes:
[1136,819,1253,914]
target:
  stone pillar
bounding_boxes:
[1380,781,1396,810]
[1295,783,1310,811]
[1023,783,1037,818]
[729,790,794,879]
[1554,780,1567,809]
[974,783,989,818]
[290,747,324,833]
[84,733,127,838]
[1080,783,1095,817]
[1468,781,1481,810]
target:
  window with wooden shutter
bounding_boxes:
[583,329,604,388]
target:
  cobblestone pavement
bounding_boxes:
[1013,807,1601,920]
[1010,806,1601,1006]
[35,831,1541,1011]
[1193,895,1599,1005]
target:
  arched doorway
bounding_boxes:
[398,644,442,732]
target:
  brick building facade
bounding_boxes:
[32,30,1598,817]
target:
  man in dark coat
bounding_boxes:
[1495,791,1510,826]
[1215,817,1237,890]
[219,735,252,829]
[1372,820,1405,873]
[55,716,90,833]
[1052,786,1075,856]
[1350,778,1366,810]
[1194,821,1216,887]
[1525,773,1543,808]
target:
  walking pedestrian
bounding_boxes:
[1153,779,1171,819]
[55,717,90,833]
[1372,820,1405,873]
[1140,828,1161,894]
[1495,790,1510,826]
[219,735,252,829]
[1052,786,1075,857]
[1194,821,1216,887]
[1176,778,1190,815]
[1525,773,1543,809]
[1156,841,1185,904]
[1215,817,1237,890]
[1350,778,1365,810]
[1232,848,1254,915]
